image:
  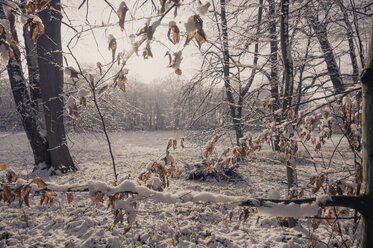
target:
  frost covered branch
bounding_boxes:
[1,179,367,218]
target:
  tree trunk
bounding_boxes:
[280,0,296,227]
[359,15,373,248]
[308,15,345,94]
[268,0,281,151]
[37,0,76,171]
[7,57,50,166]
[268,0,279,110]
[337,0,359,83]
[294,34,311,117]
[220,0,243,145]
[1,3,50,167]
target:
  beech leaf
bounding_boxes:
[23,186,31,207]
[66,192,73,204]
[97,62,102,75]
[3,184,14,204]
[167,22,180,45]
[32,177,47,189]
[0,163,8,170]
[29,19,44,43]
[184,32,195,47]
[118,2,128,31]
[165,51,172,65]
[180,137,184,149]
[195,30,207,48]
[7,169,18,183]
[108,34,117,64]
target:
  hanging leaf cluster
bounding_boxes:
[25,0,51,43]
[114,69,129,93]
[184,15,207,48]
[26,0,51,14]
[24,17,44,43]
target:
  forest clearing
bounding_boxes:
[0,0,373,247]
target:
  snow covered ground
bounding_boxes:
[0,131,360,247]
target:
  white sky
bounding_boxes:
[61,0,204,83]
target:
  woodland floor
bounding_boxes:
[0,131,360,248]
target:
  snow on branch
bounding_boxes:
[1,178,365,217]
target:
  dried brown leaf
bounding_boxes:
[14,185,24,207]
[180,137,185,149]
[40,192,46,206]
[120,84,126,93]
[30,21,44,43]
[108,35,117,64]
[164,51,172,65]
[243,208,250,222]
[233,219,241,231]
[26,0,50,14]
[7,170,18,183]
[97,62,102,75]
[223,217,230,232]
[23,186,31,207]
[168,24,180,44]
[298,188,304,198]
[195,30,206,48]
[0,163,8,170]
[67,192,73,204]
[112,209,124,229]
[347,186,354,196]
[166,139,172,152]
[3,184,14,204]
[118,2,128,31]
[328,184,336,196]
[184,32,195,47]
[80,96,86,107]
[26,2,37,14]
[32,177,47,189]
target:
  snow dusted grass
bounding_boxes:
[0,131,359,247]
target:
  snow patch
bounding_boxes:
[258,201,319,218]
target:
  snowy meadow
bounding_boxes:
[0,0,372,247]
[0,130,359,247]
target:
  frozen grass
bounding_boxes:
[0,131,360,247]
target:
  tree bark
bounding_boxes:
[37,0,76,171]
[359,15,373,248]
[7,56,50,166]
